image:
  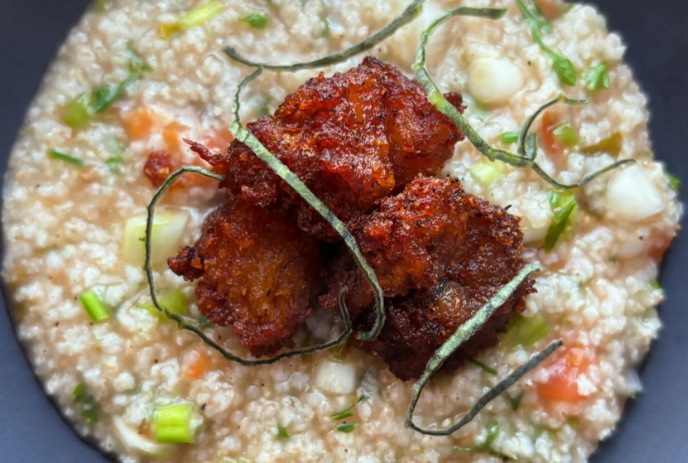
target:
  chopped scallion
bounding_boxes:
[145,289,188,319]
[154,403,197,444]
[64,93,93,129]
[160,1,225,38]
[504,313,550,348]
[331,396,369,421]
[543,191,577,252]
[470,163,502,186]
[501,131,520,144]
[666,172,680,191]
[277,425,290,440]
[650,280,662,290]
[73,383,99,425]
[79,290,110,322]
[241,12,268,29]
[551,121,577,148]
[336,422,358,433]
[583,62,611,92]
[468,357,498,376]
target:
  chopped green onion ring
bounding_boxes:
[154,403,197,443]
[412,9,633,189]
[241,12,268,29]
[336,423,359,433]
[224,0,425,71]
[230,68,385,342]
[144,165,354,365]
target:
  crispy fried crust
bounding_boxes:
[168,199,322,356]
[144,152,176,188]
[321,176,534,380]
[198,57,464,241]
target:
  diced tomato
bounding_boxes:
[163,122,187,152]
[124,106,156,140]
[541,110,564,155]
[185,349,212,379]
[537,346,595,403]
[537,0,565,20]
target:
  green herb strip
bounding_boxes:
[230,68,385,342]
[412,8,633,189]
[331,396,369,421]
[49,149,84,167]
[404,263,563,436]
[144,166,353,365]
[515,0,577,86]
[224,0,425,71]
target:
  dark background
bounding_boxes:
[1,1,686,462]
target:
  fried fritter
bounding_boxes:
[168,198,322,356]
[195,57,465,241]
[321,175,533,380]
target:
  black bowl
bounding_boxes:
[1,1,686,462]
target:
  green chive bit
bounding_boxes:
[331,396,369,421]
[504,313,550,348]
[501,131,520,144]
[551,121,577,148]
[154,403,197,444]
[468,357,498,376]
[543,191,577,252]
[650,280,662,290]
[73,383,99,425]
[531,26,577,86]
[64,93,93,129]
[241,12,268,29]
[105,155,125,173]
[178,1,225,30]
[79,290,110,322]
[336,422,358,433]
[666,172,680,191]
[504,391,524,411]
[49,149,85,167]
[277,425,290,440]
[583,62,611,92]
[145,289,188,320]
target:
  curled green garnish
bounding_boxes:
[224,0,425,71]
[144,165,353,365]
[515,0,577,86]
[405,263,563,435]
[412,9,633,189]
[49,149,84,167]
[230,68,385,342]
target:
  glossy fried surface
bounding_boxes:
[197,57,465,241]
[144,152,175,188]
[322,176,533,380]
[168,199,322,356]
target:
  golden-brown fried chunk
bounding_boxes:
[322,175,533,380]
[168,199,322,356]
[197,57,464,241]
[144,152,176,188]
